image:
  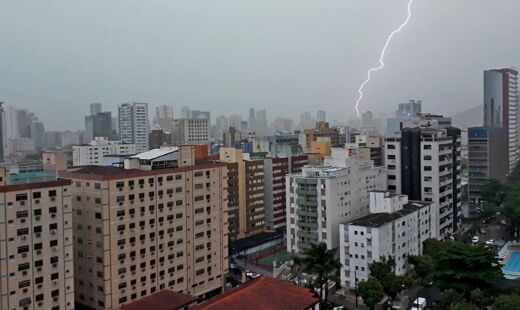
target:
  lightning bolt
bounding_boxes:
[354,0,415,117]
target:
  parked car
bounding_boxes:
[479,228,487,234]
[412,297,427,310]
[472,236,480,243]
[486,239,495,245]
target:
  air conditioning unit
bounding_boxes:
[35,233,41,238]
[52,246,58,252]
[21,235,27,240]
[35,216,40,221]
[50,229,57,235]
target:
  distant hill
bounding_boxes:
[451,105,483,128]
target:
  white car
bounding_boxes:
[486,239,495,245]
[246,271,260,278]
[472,236,479,243]
[412,297,427,310]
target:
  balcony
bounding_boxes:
[296,209,318,217]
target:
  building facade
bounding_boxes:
[339,191,434,287]
[385,125,462,239]
[0,175,74,310]
[118,103,150,153]
[467,127,508,203]
[72,137,136,166]
[263,155,308,230]
[484,68,519,173]
[286,151,386,254]
[219,147,265,240]
[61,160,229,309]
[173,119,209,146]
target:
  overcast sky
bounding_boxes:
[1,0,519,130]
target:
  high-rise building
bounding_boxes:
[255,109,269,137]
[85,111,113,141]
[0,169,74,310]
[180,106,191,119]
[228,115,242,132]
[483,68,519,173]
[345,133,384,166]
[317,110,326,123]
[386,100,422,137]
[286,149,386,253]
[72,137,137,166]
[172,118,209,146]
[61,147,229,309]
[149,129,172,149]
[118,103,149,153]
[219,147,265,240]
[468,127,508,203]
[385,123,462,239]
[154,105,174,133]
[339,191,434,287]
[248,108,256,132]
[263,155,308,230]
[90,102,103,116]
[0,102,4,162]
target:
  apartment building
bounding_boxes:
[60,153,229,309]
[263,155,308,230]
[0,170,74,310]
[385,124,462,239]
[339,191,434,287]
[468,127,508,203]
[345,133,384,166]
[286,150,386,254]
[173,118,209,146]
[72,137,136,166]
[118,103,149,153]
[219,147,265,240]
[302,122,341,152]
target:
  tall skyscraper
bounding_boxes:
[118,103,149,153]
[89,102,103,116]
[255,109,269,137]
[154,105,174,133]
[180,105,191,119]
[317,110,326,122]
[483,68,519,173]
[248,108,256,132]
[228,115,242,131]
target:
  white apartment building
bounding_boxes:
[339,191,434,287]
[72,137,136,166]
[385,125,461,239]
[118,103,150,153]
[173,118,209,146]
[286,150,386,254]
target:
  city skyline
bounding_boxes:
[1,0,520,130]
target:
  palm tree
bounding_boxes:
[293,242,342,306]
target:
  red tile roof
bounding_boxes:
[121,290,196,310]
[195,277,318,310]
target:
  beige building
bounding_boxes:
[60,157,229,309]
[219,147,265,240]
[0,172,74,310]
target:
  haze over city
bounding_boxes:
[1,0,520,130]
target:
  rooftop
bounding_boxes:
[121,290,196,310]
[130,147,179,160]
[60,162,226,181]
[0,179,72,193]
[349,200,431,228]
[194,276,318,310]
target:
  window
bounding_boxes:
[49,190,57,197]
[18,245,29,253]
[33,192,42,199]
[16,211,28,218]
[16,193,28,201]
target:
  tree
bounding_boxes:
[357,278,384,310]
[451,302,480,310]
[431,242,502,297]
[408,255,433,283]
[423,238,449,258]
[492,293,520,310]
[294,243,342,305]
[482,201,497,219]
[502,183,520,241]
[481,179,507,207]
[369,257,411,303]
